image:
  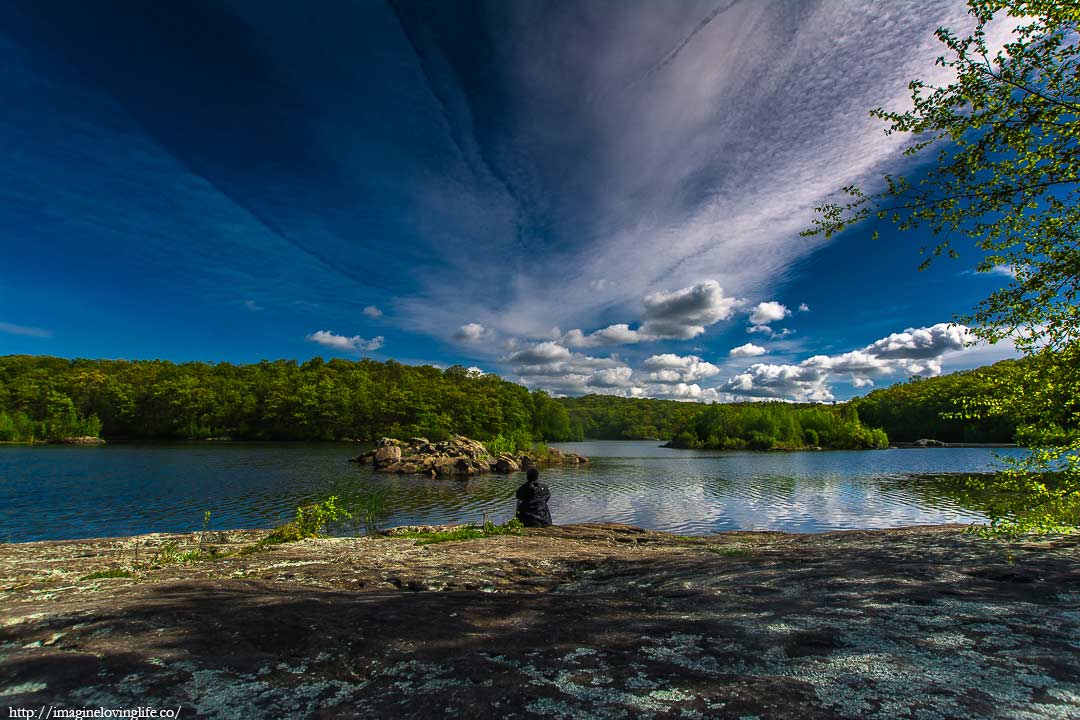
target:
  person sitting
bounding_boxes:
[515,468,552,527]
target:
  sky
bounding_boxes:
[0,0,1023,402]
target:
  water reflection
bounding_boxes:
[0,441,1027,542]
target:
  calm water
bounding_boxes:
[0,441,1026,542]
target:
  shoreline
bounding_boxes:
[2,523,1077,717]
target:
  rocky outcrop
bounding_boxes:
[2,525,1078,719]
[59,436,106,445]
[913,438,948,448]
[349,436,588,476]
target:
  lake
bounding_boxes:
[0,441,1025,542]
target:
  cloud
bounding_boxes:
[362,305,383,318]
[864,322,971,360]
[748,325,792,338]
[306,330,384,352]
[726,363,833,403]
[798,303,810,312]
[723,322,979,402]
[639,281,741,340]
[388,1,1002,346]
[454,322,496,343]
[560,323,645,348]
[504,340,631,395]
[729,343,766,357]
[0,321,52,338]
[558,280,740,348]
[749,301,790,325]
[244,300,264,312]
[641,353,721,383]
[588,366,635,388]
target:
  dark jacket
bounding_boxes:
[515,479,552,527]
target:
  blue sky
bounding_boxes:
[0,0,1021,401]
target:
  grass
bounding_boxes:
[707,545,754,558]
[391,518,525,545]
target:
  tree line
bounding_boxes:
[0,355,574,443]
[0,354,1034,447]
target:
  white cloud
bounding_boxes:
[749,301,790,325]
[560,323,645,348]
[864,322,971,360]
[505,341,632,395]
[454,322,492,343]
[0,321,52,338]
[722,322,984,401]
[244,300,264,312]
[558,280,740,348]
[588,366,635,388]
[306,330,384,352]
[798,303,810,312]
[362,305,383,318]
[729,343,766,357]
[748,325,792,339]
[391,1,1015,354]
[641,353,721,383]
[726,363,833,402]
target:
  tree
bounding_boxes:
[807,0,1080,533]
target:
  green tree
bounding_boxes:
[809,0,1080,533]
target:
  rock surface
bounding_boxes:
[1,524,1078,719]
[58,436,105,445]
[349,436,588,476]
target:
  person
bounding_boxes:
[515,468,552,527]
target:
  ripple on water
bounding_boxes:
[0,442,1024,541]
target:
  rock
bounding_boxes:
[373,445,402,467]
[914,438,947,448]
[354,436,587,477]
[60,436,106,445]
[492,455,520,474]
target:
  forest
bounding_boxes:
[851,359,1027,444]
[0,353,1028,449]
[0,355,574,443]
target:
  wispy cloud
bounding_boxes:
[393,0,995,344]
[362,305,383,319]
[0,321,52,338]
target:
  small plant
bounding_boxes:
[360,488,388,536]
[244,496,354,553]
[391,518,524,545]
[198,510,212,555]
[708,545,753,558]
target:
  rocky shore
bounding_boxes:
[349,435,588,476]
[2,524,1078,718]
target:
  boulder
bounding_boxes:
[914,438,947,448]
[373,445,402,467]
[492,455,520,474]
[60,436,106,445]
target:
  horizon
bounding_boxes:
[0,0,1022,402]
